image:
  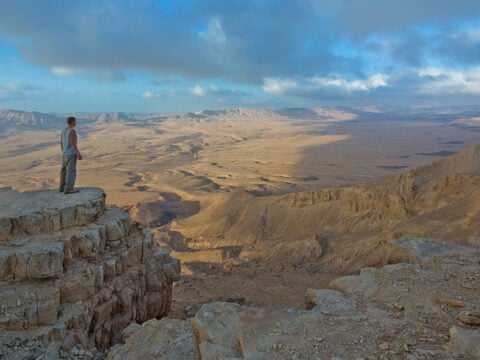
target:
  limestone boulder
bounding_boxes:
[305,288,355,313]
[329,269,378,297]
[390,237,478,262]
[105,318,198,360]
[448,326,480,358]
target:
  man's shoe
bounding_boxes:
[64,190,80,194]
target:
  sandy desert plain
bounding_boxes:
[1,106,480,317]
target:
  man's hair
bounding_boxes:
[67,116,76,125]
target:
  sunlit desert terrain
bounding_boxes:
[1,106,479,315]
[2,107,478,202]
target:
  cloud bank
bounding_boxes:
[0,0,479,108]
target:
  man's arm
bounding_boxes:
[69,130,83,160]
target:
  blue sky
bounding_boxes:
[0,0,480,112]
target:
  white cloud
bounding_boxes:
[52,67,126,82]
[142,84,240,99]
[141,91,157,98]
[418,68,445,77]
[310,74,388,91]
[191,85,206,96]
[262,78,298,95]
[51,66,78,76]
[187,84,245,97]
[2,1,480,109]
[262,74,388,95]
[1,0,480,90]
[199,17,226,47]
[418,66,480,95]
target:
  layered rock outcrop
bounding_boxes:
[0,187,180,359]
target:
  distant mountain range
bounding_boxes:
[91,112,134,124]
[2,106,480,134]
[0,110,145,133]
[0,109,285,132]
[0,110,64,132]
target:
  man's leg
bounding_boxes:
[64,155,77,193]
[59,156,67,192]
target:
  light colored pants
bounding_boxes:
[59,154,77,193]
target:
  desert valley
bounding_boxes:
[1,107,480,359]
[2,1,480,358]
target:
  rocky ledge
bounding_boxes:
[107,237,479,360]
[0,187,180,359]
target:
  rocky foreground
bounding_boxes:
[107,237,480,360]
[0,187,180,359]
[0,187,479,359]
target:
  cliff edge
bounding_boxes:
[0,187,180,359]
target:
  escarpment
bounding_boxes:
[281,143,480,222]
[173,143,480,272]
[0,187,180,359]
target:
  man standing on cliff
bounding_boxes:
[59,116,82,194]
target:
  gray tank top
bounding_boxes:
[61,128,76,156]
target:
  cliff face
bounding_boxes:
[0,187,180,359]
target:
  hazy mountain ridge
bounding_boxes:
[0,110,64,132]
[3,106,480,130]
[177,107,358,122]
[94,112,135,124]
[0,110,162,129]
